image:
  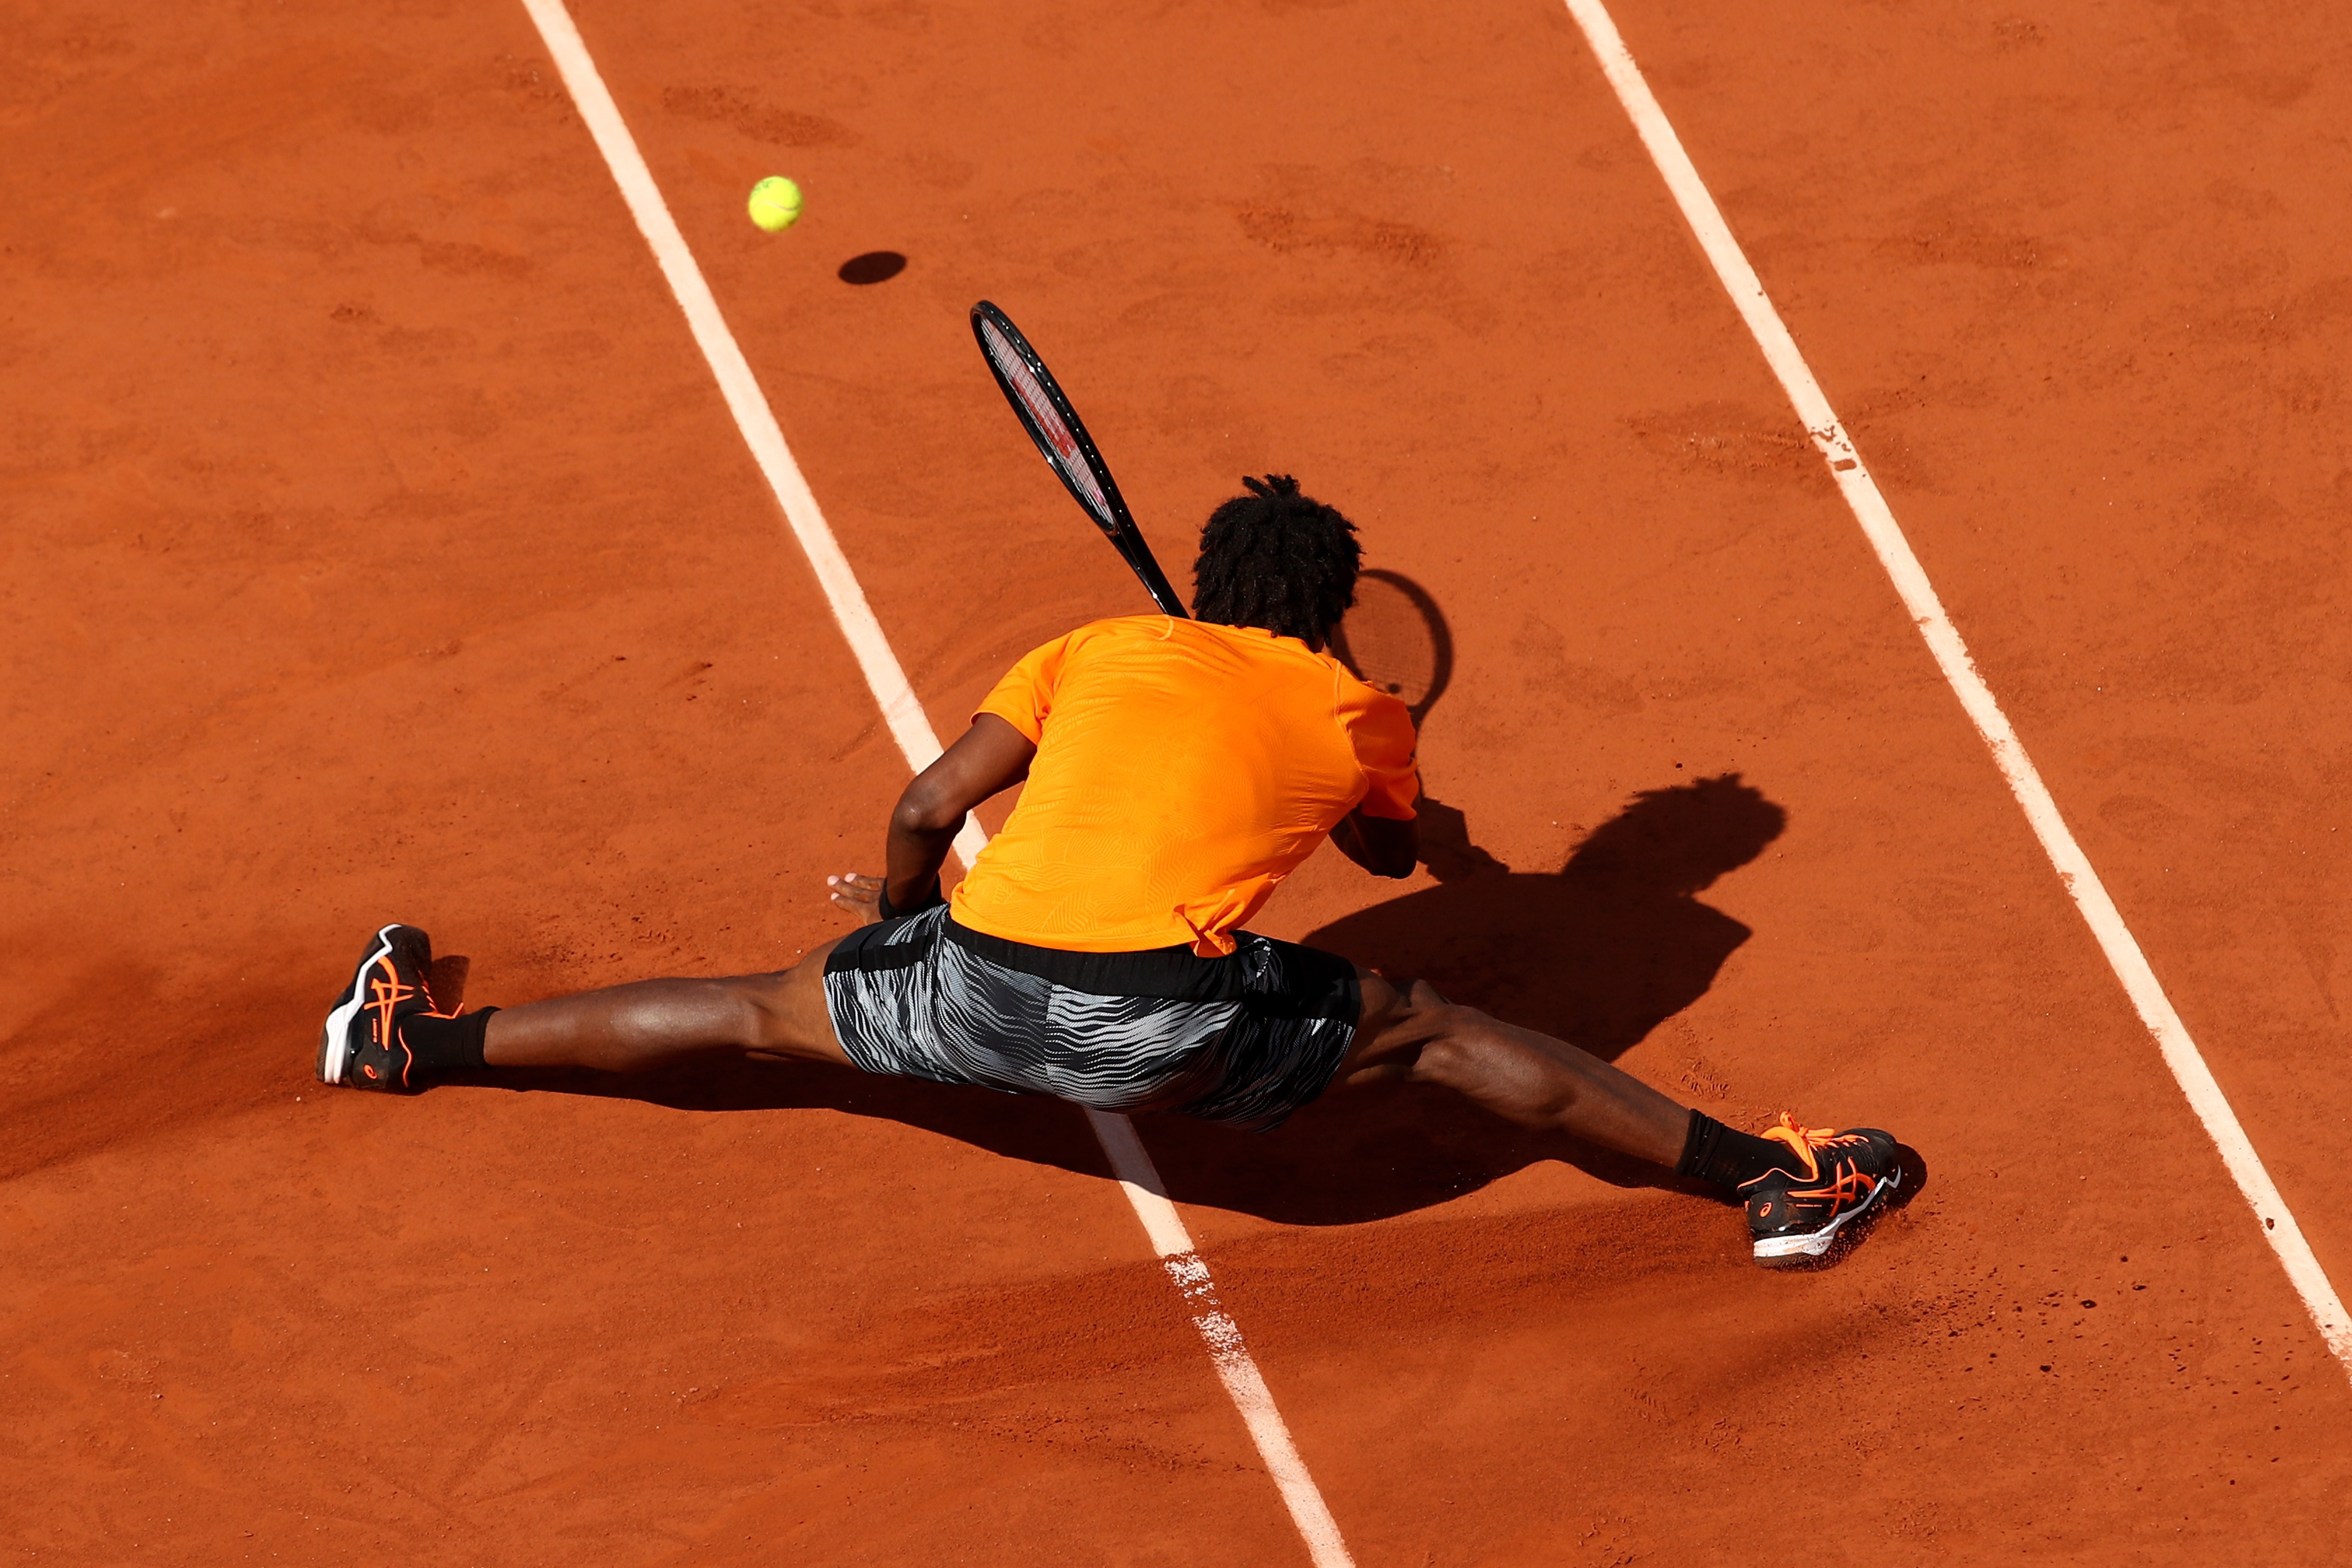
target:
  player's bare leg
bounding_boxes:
[450,871,906,1073]
[1335,970,1902,1264]
[480,946,852,1073]
[1335,971,1690,1164]
[317,875,908,1090]
[318,919,857,1095]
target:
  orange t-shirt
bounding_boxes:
[949,615,1420,957]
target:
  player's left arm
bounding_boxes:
[1331,807,1418,878]
[828,714,1036,923]
[1331,687,1420,879]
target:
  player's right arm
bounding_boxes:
[885,713,1036,910]
[828,714,1035,923]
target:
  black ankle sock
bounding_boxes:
[398,1008,496,1076]
[1675,1110,1792,1192]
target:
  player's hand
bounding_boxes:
[827,872,886,925]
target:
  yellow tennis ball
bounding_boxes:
[747,176,802,233]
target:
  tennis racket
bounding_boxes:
[970,301,1187,617]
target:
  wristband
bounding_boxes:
[877,874,944,921]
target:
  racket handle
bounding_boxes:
[1115,533,1185,620]
[1122,541,1188,618]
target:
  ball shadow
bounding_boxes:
[838,251,907,285]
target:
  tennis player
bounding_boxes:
[318,475,1903,1265]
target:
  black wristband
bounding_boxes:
[877,874,944,921]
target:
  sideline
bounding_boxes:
[1559,0,2352,1376]
[513,0,1359,1559]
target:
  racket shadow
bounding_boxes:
[1330,568,1452,724]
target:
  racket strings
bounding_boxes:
[980,321,1116,527]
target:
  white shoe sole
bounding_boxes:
[317,925,401,1085]
[1752,1166,1902,1262]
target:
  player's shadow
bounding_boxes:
[1322,772,1782,1064]
[1131,771,1787,1222]
[451,772,1792,1226]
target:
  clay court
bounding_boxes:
[6,0,2350,1561]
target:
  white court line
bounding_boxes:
[513,0,1358,1558]
[511,0,981,872]
[1561,0,2352,1378]
[1086,1110,1356,1568]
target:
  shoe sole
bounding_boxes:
[1752,1165,1902,1263]
[317,925,401,1085]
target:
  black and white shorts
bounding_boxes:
[822,906,1360,1133]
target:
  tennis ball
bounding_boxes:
[747,176,802,233]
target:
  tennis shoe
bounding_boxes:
[1743,1114,1901,1266]
[317,924,437,1093]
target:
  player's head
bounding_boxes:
[1190,475,1362,649]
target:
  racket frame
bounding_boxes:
[970,300,1188,617]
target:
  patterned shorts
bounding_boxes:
[821,906,1361,1133]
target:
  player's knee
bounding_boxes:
[1396,983,1485,1045]
[735,971,803,1052]
[1363,974,1450,1029]
[1414,1026,1573,1126]
[736,961,845,1061]
[1407,1031,1502,1109]
[1410,1008,1494,1073]
[1402,977,1452,1014]
[1347,972,1444,1078]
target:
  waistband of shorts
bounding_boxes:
[941,917,1256,1001]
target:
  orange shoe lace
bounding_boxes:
[1760,1112,1874,1185]
[1762,1113,1879,1205]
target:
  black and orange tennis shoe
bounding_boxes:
[1743,1114,1901,1266]
[317,924,438,1093]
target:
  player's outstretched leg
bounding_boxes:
[1336,972,1901,1266]
[316,923,853,1094]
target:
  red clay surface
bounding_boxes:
[6,0,2349,1562]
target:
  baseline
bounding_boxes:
[1558,0,2352,1376]
[511,0,1358,1560]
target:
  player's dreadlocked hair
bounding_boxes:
[1189,475,1362,649]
